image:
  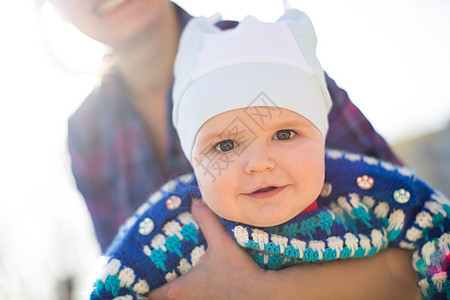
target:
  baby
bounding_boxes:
[90,9,449,299]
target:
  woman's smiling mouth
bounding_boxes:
[93,0,133,16]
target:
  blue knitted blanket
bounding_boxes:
[91,149,450,299]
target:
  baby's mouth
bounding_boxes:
[245,186,286,199]
[253,186,277,194]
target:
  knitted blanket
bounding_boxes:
[90,149,450,299]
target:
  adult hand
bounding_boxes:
[148,198,267,300]
[149,199,420,300]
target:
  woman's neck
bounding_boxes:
[114,2,180,102]
[110,2,180,170]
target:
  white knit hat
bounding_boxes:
[172,9,332,161]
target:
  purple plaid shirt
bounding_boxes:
[68,6,401,251]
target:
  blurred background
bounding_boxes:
[0,0,449,299]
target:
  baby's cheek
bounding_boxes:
[195,178,213,204]
[200,190,221,215]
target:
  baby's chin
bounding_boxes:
[225,214,297,228]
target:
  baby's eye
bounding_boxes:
[273,130,296,140]
[214,139,237,152]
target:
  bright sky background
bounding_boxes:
[0,1,449,299]
[29,0,450,142]
[176,0,450,142]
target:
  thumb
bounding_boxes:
[191,198,228,245]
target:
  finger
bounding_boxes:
[147,284,168,300]
[191,198,228,245]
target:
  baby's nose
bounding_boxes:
[244,145,276,174]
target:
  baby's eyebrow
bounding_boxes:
[197,131,223,143]
[263,119,312,130]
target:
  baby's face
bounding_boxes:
[192,107,325,227]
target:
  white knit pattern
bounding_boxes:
[178,258,192,274]
[337,196,353,215]
[362,156,378,165]
[150,234,167,251]
[421,241,436,265]
[234,227,386,263]
[397,166,413,177]
[348,193,364,209]
[178,173,195,184]
[328,202,344,216]
[309,240,326,260]
[118,267,135,287]
[402,194,448,250]
[162,220,184,240]
[412,251,421,272]
[135,202,151,216]
[387,209,405,232]
[271,234,289,254]
[326,150,343,160]
[361,196,375,209]
[431,272,447,293]
[133,279,149,294]
[374,202,390,219]
[161,179,178,193]
[98,258,151,297]
[370,229,385,249]
[439,233,450,249]
[344,153,360,162]
[252,229,269,250]
[425,200,447,217]
[418,278,429,297]
[405,227,423,242]
[398,241,415,250]
[149,191,163,204]
[233,225,249,247]
[415,211,433,228]
[104,259,121,279]
[190,245,206,266]
[380,161,395,171]
[358,234,371,256]
[290,238,306,258]
[326,236,343,258]
[143,245,152,256]
[165,271,177,282]
[177,212,199,229]
[344,233,359,256]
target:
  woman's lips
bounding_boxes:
[245,186,286,199]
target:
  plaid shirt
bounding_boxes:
[68,6,401,252]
